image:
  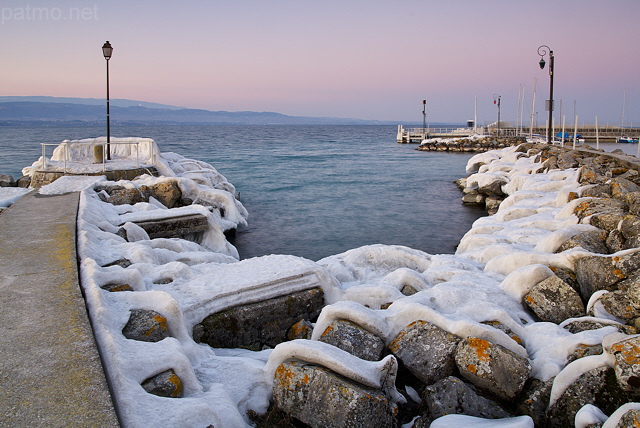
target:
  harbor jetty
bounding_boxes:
[397,124,640,144]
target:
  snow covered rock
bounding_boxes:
[194,288,324,351]
[556,229,608,254]
[0,174,16,187]
[611,336,640,392]
[575,253,640,301]
[524,275,585,324]
[122,309,169,342]
[388,320,461,385]
[419,376,511,425]
[272,360,398,428]
[141,369,183,398]
[318,319,386,361]
[547,366,623,428]
[454,337,531,401]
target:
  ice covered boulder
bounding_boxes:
[524,275,585,324]
[318,319,386,361]
[272,360,398,428]
[516,378,553,427]
[0,174,16,187]
[194,287,324,351]
[141,369,183,398]
[574,198,627,222]
[556,229,609,254]
[611,176,640,200]
[595,290,640,323]
[547,365,625,428]
[575,252,640,301]
[454,337,531,401]
[611,336,640,392]
[388,320,461,385]
[122,309,169,342]
[418,376,511,425]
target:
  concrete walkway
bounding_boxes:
[0,191,119,427]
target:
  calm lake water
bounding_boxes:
[12,124,628,261]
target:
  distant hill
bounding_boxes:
[0,96,397,126]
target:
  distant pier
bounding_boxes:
[397,124,640,144]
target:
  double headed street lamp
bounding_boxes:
[537,45,554,144]
[102,41,113,160]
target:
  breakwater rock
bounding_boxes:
[417,136,526,152]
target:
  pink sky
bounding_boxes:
[1,0,639,124]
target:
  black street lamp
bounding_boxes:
[537,45,554,143]
[102,41,113,160]
[493,94,501,134]
[422,99,427,130]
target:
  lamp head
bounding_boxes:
[539,57,546,70]
[102,41,113,60]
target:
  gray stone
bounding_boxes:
[516,378,553,427]
[626,192,640,215]
[574,198,627,222]
[454,337,531,401]
[102,186,145,205]
[420,376,510,424]
[401,284,418,296]
[0,174,16,187]
[597,291,639,322]
[140,179,182,208]
[616,409,640,427]
[286,319,314,340]
[462,191,485,204]
[481,320,524,346]
[195,288,324,350]
[590,213,626,233]
[567,344,603,364]
[141,369,183,398]
[388,320,461,385]
[607,230,626,253]
[273,360,397,428]
[101,283,133,292]
[128,213,209,239]
[610,336,640,391]
[611,177,640,200]
[319,319,385,361]
[620,215,640,240]
[477,178,507,197]
[122,309,169,342]
[547,366,627,428]
[563,319,638,336]
[557,229,609,254]
[16,176,31,188]
[558,151,580,169]
[524,276,586,324]
[581,184,612,198]
[485,196,504,214]
[575,253,640,301]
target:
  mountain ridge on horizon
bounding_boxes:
[0,96,432,126]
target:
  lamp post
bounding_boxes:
[493,94,501,134]
[537,45,554,144]
[102,41,113,160]
[422,99,427,131]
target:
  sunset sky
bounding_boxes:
[2,0,639,125]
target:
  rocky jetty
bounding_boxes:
[57,138,640,427]
[417,136,525,152]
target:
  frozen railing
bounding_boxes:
[39,138,157,173]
